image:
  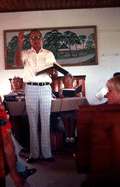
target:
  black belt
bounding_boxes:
[27,82,50,86]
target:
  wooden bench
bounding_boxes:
[9,75,86,97]
[76,104,120,186]
[52,75,86,97]
[7,75,86,152]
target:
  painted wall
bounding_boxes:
[0,8,120,104]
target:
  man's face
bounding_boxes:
[64,77,73,89]
[29,31,43,49]
[12,78,21,91]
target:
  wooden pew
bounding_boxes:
[52,75,86,97]
[9,75,86,97]
[76,104,120,186]
[7,75,86,152]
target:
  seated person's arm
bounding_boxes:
[0,100,26,186]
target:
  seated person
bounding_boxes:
[97,72,120,105]
[105,75,120,104]
[4,76,25,102]
[59,73,82,143]
[59,73,82,98]
[0,96,36,186]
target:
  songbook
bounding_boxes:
[36,62,69,76]
[62,89,75,97]
[62,85,82,97]
[4,95,16,101]
[75,85,82,94]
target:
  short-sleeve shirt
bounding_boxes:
[22,47,56,83]
[9,89,25,95]
[0,109,11,135]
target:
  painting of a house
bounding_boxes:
[4,26,98,69]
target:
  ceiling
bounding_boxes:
[0,0,120,13]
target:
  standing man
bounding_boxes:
[15,29,57,163]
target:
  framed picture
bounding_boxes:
[4,26,98,69]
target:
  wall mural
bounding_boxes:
[4,26,98,69]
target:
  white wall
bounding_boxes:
[0,8,120,104]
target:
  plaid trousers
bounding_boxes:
[25,84,52,158]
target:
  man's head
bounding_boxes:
[63,73,74,89]
[105,75,120,104]
[29,29,43,51]
[12,76,22,92]
[113,72,120,77]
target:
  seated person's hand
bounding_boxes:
[59,94,65,98]
[20,96,25,99]
[12,93,18,95]
[75,93,82,97]
[18,91,25,95]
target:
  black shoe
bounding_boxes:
[26,157,39,163]
[42,157,54,162]
[19,167,37,179]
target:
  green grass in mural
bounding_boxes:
[56,48,95,60]
[77,56,95,64]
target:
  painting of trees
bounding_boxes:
[4,26,98,69]
[63,31,80,57]
[43,30,64,58]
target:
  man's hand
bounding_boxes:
[75,93,81,97]
[46,69,53,76]
[46,69,58,78]
[18,31,24,45]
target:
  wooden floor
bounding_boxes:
[5,139,120,187]
[6,142,86,187]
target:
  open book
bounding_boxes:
[36,62,69,76]
[62,85,82,97]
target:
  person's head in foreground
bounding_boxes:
[105,75,120,104]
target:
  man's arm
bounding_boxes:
[14,31,24,66]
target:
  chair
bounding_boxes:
[9,77,26,90]
[76,104,120,186]
[52,75,86,97]
[52,75,86,152]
